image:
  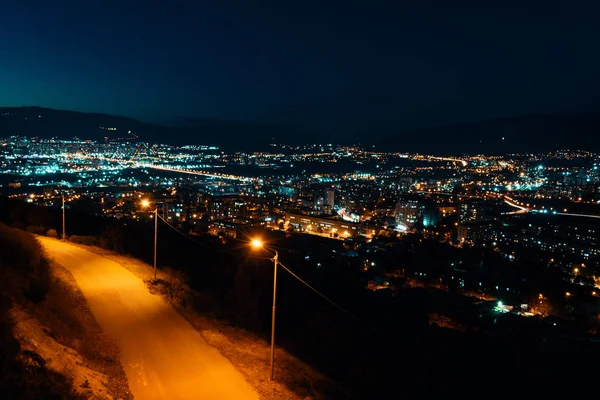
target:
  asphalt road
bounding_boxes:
[39,237,259,400]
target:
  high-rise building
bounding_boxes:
[325,189,335,210]
[422,208,440,227]
[457,225,470,243]
[208,196,247,220]
[459,202,477,223]
[395,200,419,230]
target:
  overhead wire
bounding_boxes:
[155,212,218,250]
[277,261,360,321]
[155,213,359,320]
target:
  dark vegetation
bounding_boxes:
[0,207,131,399]
[0,222,81,399]
[2,196,600,398]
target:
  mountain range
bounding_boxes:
[1,106,599,154]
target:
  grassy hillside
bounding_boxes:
[0,223,131,399]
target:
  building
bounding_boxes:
[438,206,456,218]
[422,208,440,227]
[157,198,184,222]
[208,217,264,238]
[457,225,470,243]
[208,196,247,220]
[398,177,413,193]
[395,200,419,230]
[277,185,296,198]
[286,213,360,238]
[325,188,335,212]
[459,202,477,223]
[296,187,336,214]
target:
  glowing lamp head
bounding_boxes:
[251,239,263,249]
[141,199,150,208]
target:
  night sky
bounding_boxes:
[1,1,599,135]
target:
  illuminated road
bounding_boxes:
[503,196,600,219]
[69,154,253,181]
[417,190,600,220]
[135,162,253,182]
[503,197,529,214]
[428,156,468,166]
[39,237,258,400]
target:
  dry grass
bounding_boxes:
[8,259,133,399]
[74,243,351,400]
[39,261,133,399]
[10,305,114,399]
[0,225,132,399]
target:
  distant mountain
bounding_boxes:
[0,107,299,151]
[1,107,599,154]
[374,113,600,155]
[0,106,144,140]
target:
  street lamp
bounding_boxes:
[142,199,158,280]
[251,238,278,381]
[62,194,66,240]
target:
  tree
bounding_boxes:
[8,201,28,229]
[26,205,53,230]
[161,267,187,302]
[101,224,124,252]
[228,261,266,331]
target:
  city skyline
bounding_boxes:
[2,2,600,398]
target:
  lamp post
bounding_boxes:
[142,199,158,280]
[153,206,157,280]
[251,238,278,381]
[62,194,66,240]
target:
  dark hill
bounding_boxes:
[2,107,599,154]
[375,113,600,155]
[0,107,298,151]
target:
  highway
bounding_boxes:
[68,153,253,181]
[417,190,599,220]
[39,237,259,400]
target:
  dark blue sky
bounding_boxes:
[1,0,599,135]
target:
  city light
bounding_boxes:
[2,6,600,395]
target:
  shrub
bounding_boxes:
[26,225,47,235]
[0,222,51,302]
[100,225,124,253]
[0,311,81,399]
[47,229,59,238]
[69,235,100,246]
[0,223,49,273]
[162,267,187,301]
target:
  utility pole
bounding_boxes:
[270,250,278,381]
[250,239,279,381]
[62,195,66,240]
[154,207,158,280]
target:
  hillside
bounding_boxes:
[0,106,298,150]
[2,106,599,154]
[0,223,131,399]
[375,113,600,154]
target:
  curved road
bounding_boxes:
[39,237,258,400]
